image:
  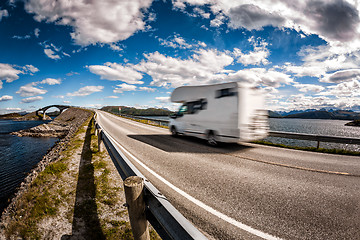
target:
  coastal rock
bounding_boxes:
[345,120,360,127]
[11,108,90,138]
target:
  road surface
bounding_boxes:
[96,110,360,240]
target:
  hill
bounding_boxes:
[0,113,22,119]
[282,110,360,120]
[101,106,173,116]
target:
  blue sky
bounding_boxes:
[1,0,360,114]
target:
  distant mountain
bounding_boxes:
[268,110,282,118]
[101,106,173,116]
[280,110,360,120]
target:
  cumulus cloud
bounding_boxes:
[44,48,60,60]
[174,0,360,44]
[113,83,137,93]
[24,0,153,46]
[88,63,143,84]
[106,96,119,99]
[16,84,47,97]
[304,0,360,42]
[135,49,234,88]
[0,95,13,102]
[38,78,62,85]
[226,68,293,88]
[139,87,156,92]
[0,63,23,83]
[321,69,360,83]
[228,4,285,30]
[157,34,207,49]
[67,86,104,97]
[21,96,43,103]
[233,37,270,66]
[0,9,9,21]
[325,79,360,97]
[155,96,170,103]
[34,28,40,37]
[293,83,325,92]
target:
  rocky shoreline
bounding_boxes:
[0,108,93,223]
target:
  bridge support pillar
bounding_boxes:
[124,176,149,240]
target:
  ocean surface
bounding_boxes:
[0,120,57,214]
[144,116,360,151]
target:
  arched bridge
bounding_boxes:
[36,105,71,120]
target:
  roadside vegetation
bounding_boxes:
[2,113,160,239]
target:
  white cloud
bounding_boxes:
[24,0,153,46]
[233,37,270,66]
[44,48,60,60]
[139,87,156,92]
[106,96,119,99]
[16,84,47,97]
[63,100,71,104]
[174,0,360,45]
[67,86,104,97]
[155,96,170,103]
[0,95,13,102]
[0,9,9,21]
[226,68,293,88]
[293,83,325,93]
[135,49,234,88]
[321,69,360,83]
[0,63,23,83]
[34,28,40,38]
[325,79,360,97]
[113,83,137,93]
[21,96,43,103]
[39,78,62,85]
[23,65,39,74]
[88,63,143,84]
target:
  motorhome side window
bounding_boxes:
[215,88,237,99]
[179,99,207,115]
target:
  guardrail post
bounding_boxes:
[124,176,150,240]
[98,130,104,152]
[94,125,98,136]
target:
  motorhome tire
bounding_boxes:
[207,131,218,146]
[171,126,178,137]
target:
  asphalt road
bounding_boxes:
[96,110,360,240]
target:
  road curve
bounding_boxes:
[96,110,360,240]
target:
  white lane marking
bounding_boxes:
[104,124,282,240]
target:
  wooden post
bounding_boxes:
[317,141,320,149]
[97,130,104,152]
[124,176,149,240]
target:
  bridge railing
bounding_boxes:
[94,113,207,240]
[115,114,360,148]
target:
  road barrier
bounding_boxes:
[115,114,360,149]
[94,114,207,240]
[268,131,360,149]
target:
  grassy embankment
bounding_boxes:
[3,114,160,239]
[109,111,360,156]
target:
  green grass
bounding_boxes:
[253,140,360,156]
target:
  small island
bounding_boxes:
[345,120,360,127]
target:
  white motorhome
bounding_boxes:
[169,82,269,145]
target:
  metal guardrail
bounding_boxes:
[94,114,207,240]
[117,114,360,148]
[268,131,360,149]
